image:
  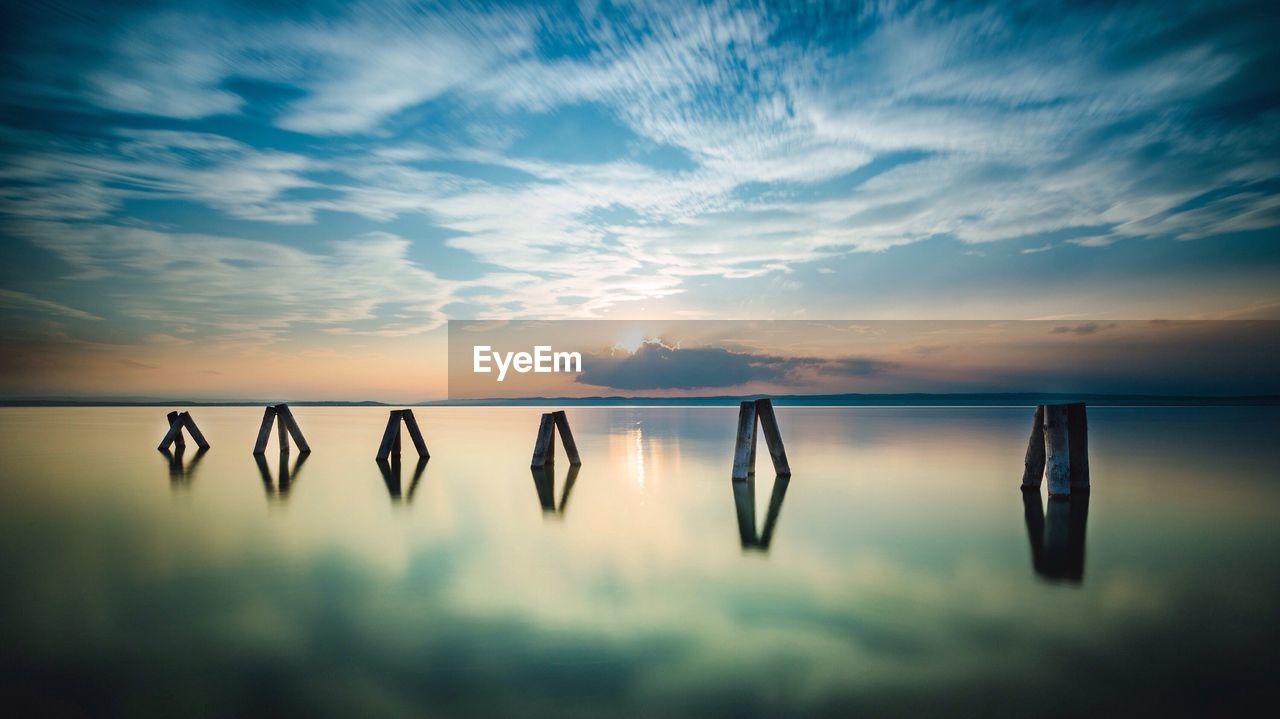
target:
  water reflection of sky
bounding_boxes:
[0,407,1277,716]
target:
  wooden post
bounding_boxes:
[276,404,310,453]
[1066,402,1090,493]
[530,413,557,468]
[179,412,210,449]
[277,404,290,455]
[551,410,581,465]
[167,411,185,449]
[1043,404,1071,497]
[1021,405,1046,489]
[754,398,791,477]
[731,401,757,480]
[401,409,430,458]
[252,406,277,455]
[376,410,403,460]
[158,411,185,451]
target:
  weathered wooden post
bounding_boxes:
[530,410,581,468]
[252,403,310,455]
[375,409,430,460]
[157,410,210,451]
[731,398,791,480]
[1043,404,1071,496]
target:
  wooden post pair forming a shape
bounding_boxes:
[1021,402,1090,496]
[158,411,210,451]
[531,410,581,468]
[731,398,791,481]
[375,409,429,461]
[252,404,310,455]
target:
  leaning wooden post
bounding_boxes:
[731,401,758,480]
[1020,405,1046,489]
[179,412,210,449]
[754,398,791,477]
[158,412,185,451]
[376,410,404,460]
[167,411,185,450]
[551,410,581,466]
[401,409,430,459]
[275,404,310,453]
[252,406,277,454]
[530,413,557,468]
[277,404,290,454]
[1043,404,1071,497]
[1065,402,1090,493]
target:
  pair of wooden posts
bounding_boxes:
[1021,402,1090,496]
[531,410,581,468]
[731,398,790,480]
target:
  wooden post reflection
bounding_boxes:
[529,462,580,517]
[733,474,791,552]
[1021,489,1089,583]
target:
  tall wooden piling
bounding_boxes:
[731,398,791,480]
[1043,404,1071,497]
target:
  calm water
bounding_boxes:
[1,406,1278,717]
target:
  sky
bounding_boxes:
[1,0,1278,400]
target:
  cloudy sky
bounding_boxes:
[1,0,1278,399]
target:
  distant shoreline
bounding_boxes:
[4,393,1279,407]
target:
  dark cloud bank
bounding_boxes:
[575,342,896,390]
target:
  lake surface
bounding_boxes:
[2,406,1278,717]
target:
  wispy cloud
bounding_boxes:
[0,289,102,321]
